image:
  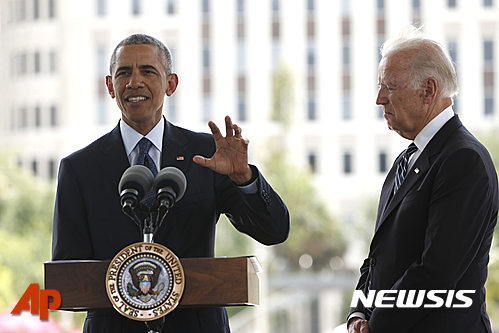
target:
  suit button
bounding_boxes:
[262,191,271,204]
[369,258,376,266]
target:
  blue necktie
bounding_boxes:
[136,138,158,209]
[394,143,418,193]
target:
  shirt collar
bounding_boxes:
[120,117,164,156]
[413,106,454,152]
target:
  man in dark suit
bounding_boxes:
[51,34,290,332]
[348,26,498,333]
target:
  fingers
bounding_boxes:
[193,155,209,167]
[348,319,369,333]
[208,121,222,140]
[210,116,245,142]
[225,115,234,138]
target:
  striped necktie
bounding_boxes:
[136,138,158,209]
[394,143,418,194]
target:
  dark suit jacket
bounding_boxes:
[349,115,499,333]
[52,118,290,333]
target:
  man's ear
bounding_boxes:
[166,73,179,97]
[423,77,438,104]
[105,75,115,98]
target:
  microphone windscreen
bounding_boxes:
[118,165,155,202]
[153,167,187,202]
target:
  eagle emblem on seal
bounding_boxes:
[127,261,165,303]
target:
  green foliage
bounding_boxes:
[0,153,55,309]
[271,63,294,127]
[261,143,346,272]
[476,130,499,323]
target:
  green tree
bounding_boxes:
[0,153,55,309]
[476,130,499,324]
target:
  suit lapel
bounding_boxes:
[98,124,130,190]
[161,119,191,173]
[374,115,463,234]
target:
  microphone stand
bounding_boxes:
[142,208,166,333]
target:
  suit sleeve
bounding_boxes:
[216,165,290,245]
[52,157,94,260]
[369,147,498,332]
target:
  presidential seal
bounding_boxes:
[105,242,184,321]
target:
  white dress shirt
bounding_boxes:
[119,117,258,193]
[120,118,163,169]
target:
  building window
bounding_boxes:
[238,97,246,122]
[412,0,421,11]
[485,98,494,115]
[237,0,244,13]
[484,0,493,7]
[97,0,106,16]
[308,152,317,174]
[33,0,40,19]
[202,0,210,14]
[35,106,41,127]
[21,107,28,129]
[272,0,279,14]
[377,105,384,119]
[307,43,315,69]
[49,51,57,73]
[484,40,494,62]
[343,152,352,174]
[50,105,57,127]
[32,159,38,176]
[379,151,387,173]
[342,42,350,67]
[308,96,316,120]
[307,0,314,12]
[132,0,141,15]
[49,159,56,180]
[203,46,210,69]
[448,0,457,7]
[377,0,385,11]
[34,52,41,74]
[48,0,56,19]
[167,0,176,14]
[484,40,494,115]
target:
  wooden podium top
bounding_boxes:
[45,256,261,311]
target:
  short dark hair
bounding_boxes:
[109,34,173,75]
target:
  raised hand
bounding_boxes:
[193,116,253,184]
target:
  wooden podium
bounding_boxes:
[44,256,261,311]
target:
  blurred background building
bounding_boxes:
[0,0,498,332]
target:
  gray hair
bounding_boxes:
[380,25,459,99]
[109,34,173,75]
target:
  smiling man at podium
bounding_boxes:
[51,34,290,333]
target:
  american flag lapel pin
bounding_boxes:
[176,156,184,161]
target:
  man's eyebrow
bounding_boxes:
[114,65,160,75]
[139,64,159,72]
[115,66,132,75]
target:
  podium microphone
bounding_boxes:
[153,167,187,229]
[118,165,154,227]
